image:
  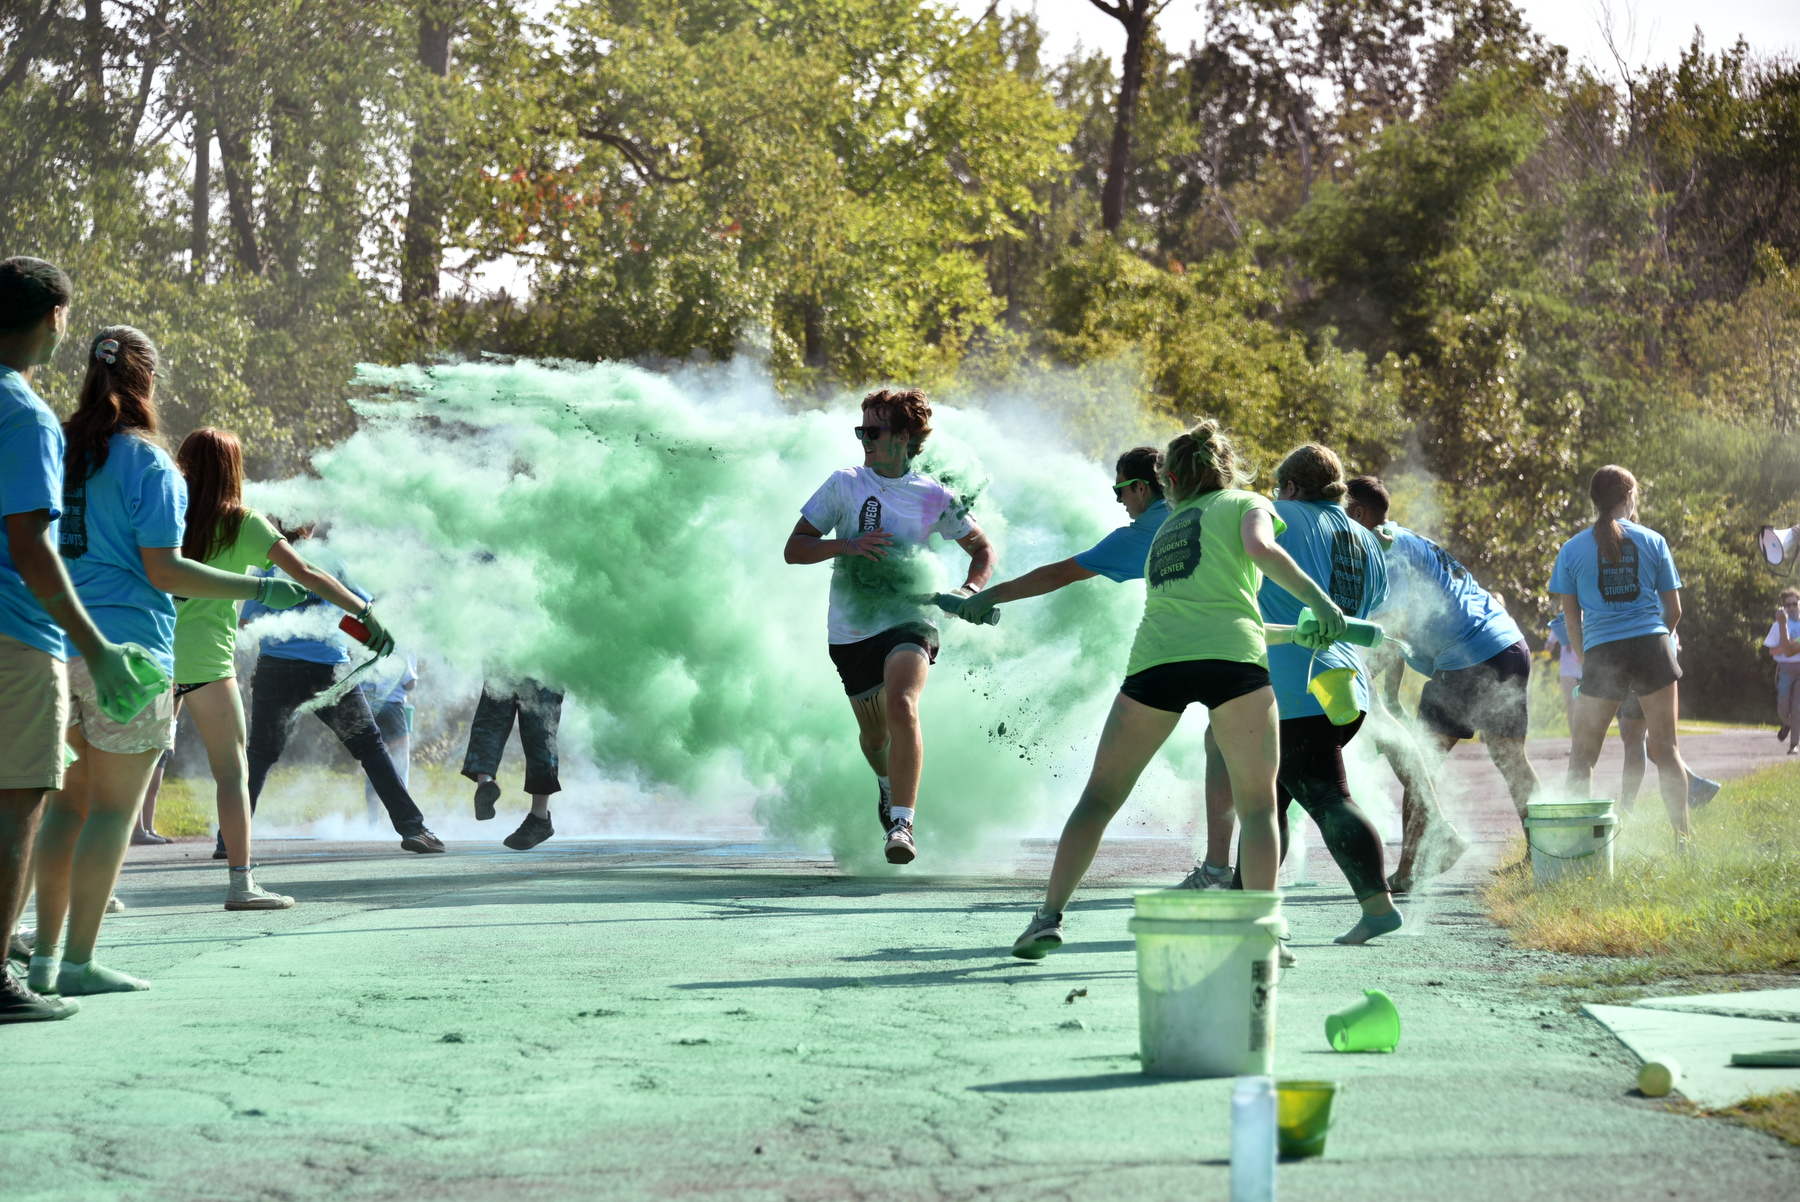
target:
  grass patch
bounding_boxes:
[1713,1091,1800,1146]
[148,775,216,837]
[1483,762,1800,975]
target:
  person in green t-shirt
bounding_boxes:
[1013,419,1347,960]
[167,428,394,912]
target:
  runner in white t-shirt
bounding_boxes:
[785,388,994,864]
[1767,587,1800,754]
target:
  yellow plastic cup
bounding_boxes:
[1325,988,1401,1052]
[1306,666,1361,726]
[1276,1079,1339,1157]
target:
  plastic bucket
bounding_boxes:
[1325,988,1400,1052]
[97,644,170,726]
[1276,1080,1339,1157]
[1523,799,1617,886]
[1306,667,1361,726]
[1128,890,1283,1078]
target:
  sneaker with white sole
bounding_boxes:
[1174,862,1233,890]
[225,870,295,911]
[884,821,915,865]
[1011,909,1064,960]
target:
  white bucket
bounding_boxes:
[1128,890,1283,1078]
[1523,799,1618,886]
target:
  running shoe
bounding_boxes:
[0,969,78,1024]
[105,895,125,914]
[1174,862,1233,890]
[473,780,501,821]
[884,821,915,865]
[400,829,447,854]
[1688,776,1722,809]
[129,828,170,846]
[225,872,295,911]
[1011,909,1063,960]
[503,813,555,850]
[877,778,893,834]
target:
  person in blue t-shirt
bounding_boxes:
[237,530,442,856]
[30,326,309,1000]
[1549,464,1695,837]
[0,259,145,1024]
[1254,444,1402,947]
[959,446,1239,887]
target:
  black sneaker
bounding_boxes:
[877,778,893,834]
[0,967,79,1024]
[503,812,554,850]
[212,832,227,860]
[1780,725,1792,743]
[474,780,500,821]
[400,829,446,854]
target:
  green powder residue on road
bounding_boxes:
[251,360,1183,867]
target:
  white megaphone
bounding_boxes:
[1761,524,1799,568]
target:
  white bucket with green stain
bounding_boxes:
[1128,890,1283,1078]
[1523,800,1617,886]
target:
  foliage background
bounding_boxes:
[4,0,1796,719]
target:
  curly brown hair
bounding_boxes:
[861,387,933,458]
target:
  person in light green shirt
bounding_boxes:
[1013,419,1347,960]
[161,428,390,912]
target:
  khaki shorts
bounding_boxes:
[0,633,69,791]
[67,654,176,755]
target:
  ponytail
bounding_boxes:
[1163,418,1253,503]
[1275,443,1347,502]
[1589,464,1637,564]
[65,325,162,482]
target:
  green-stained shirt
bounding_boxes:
[172,508,284,684]
[1125,489,1285,676]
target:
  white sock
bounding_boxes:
[60,959,89,975]
[889,806,914,827]
[29,954,56,973]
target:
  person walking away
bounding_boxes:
[785,388,995,865]
[0,259,142,1022]
[462,676,562,850]
[235,536,440,855]
[958,446,1237,888]
[31,327,309,997]
[1010,420,1345,960]
[1767,589,1800,754]
[1550,466,1693,839]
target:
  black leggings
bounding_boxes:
[1235,713,1389,901]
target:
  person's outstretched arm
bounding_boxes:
[269,540,369,615]
[959,557,1095,621]
[1240,507,1346,640]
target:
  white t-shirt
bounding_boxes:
[800,466,975,645]
[1766,618,1800,665]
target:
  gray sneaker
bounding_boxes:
[225,870,295,911]
[1011,909,1064,960]
[1175,862,1233,890]
[883,821,915,865]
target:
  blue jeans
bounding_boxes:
[461,679,563,795]
[1779,664,1800,745]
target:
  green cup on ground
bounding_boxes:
[1325,988,1401,1052]
[1276,1079,1339,1157]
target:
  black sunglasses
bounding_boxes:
[855,426,893,441]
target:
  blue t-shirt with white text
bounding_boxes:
[1259,499,1390,719]
[1548,521,1680,650]
[241,552,369,665]
[1376,527,1523,676]
[0,367,67,658]
[1072,498,1169,582]
[60,432,186,674]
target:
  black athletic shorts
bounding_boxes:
[1119,659,1270,714]
[828,623,940,701]
[1417,639,1531,741]
[1577,632,1680,703]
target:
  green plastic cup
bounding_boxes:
[1306,666,1361,726]
[1276,1079,1339,1157]
[1325,988,1400,1053]
[97,644,171,726]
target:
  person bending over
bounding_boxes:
[785,388,994,865]
[0,259,141,1022]
[1011,420,1345,960]
[31,327,309,998]
[235,532,442,855]
[1767,588,1800,755]
[959,446,1239,889]
[1550,466,1693,838]
[462,676,563,850]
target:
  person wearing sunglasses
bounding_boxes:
[784,388,994,865]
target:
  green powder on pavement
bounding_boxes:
[249,360,1188,867]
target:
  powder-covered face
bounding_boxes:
[859,409,911,476]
